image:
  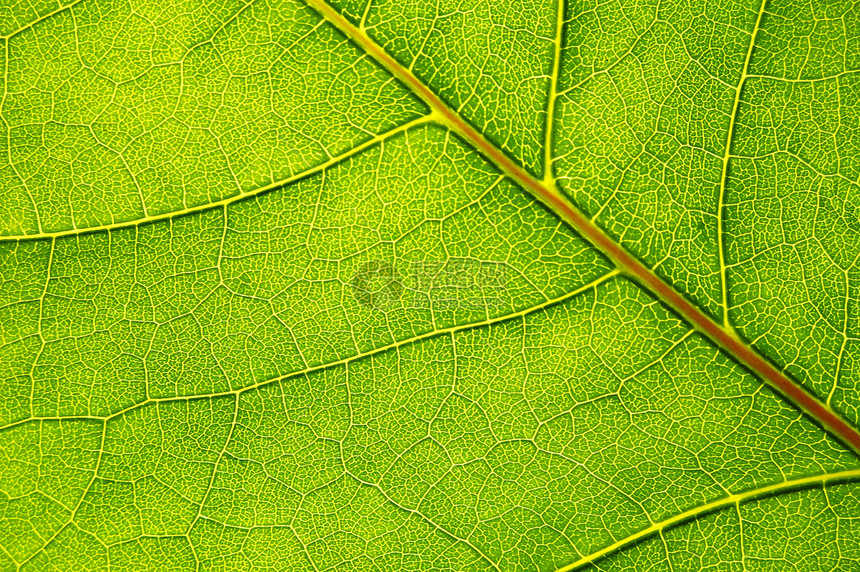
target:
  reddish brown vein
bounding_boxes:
[304,0,860,456]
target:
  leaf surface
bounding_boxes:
[1,0,859,570]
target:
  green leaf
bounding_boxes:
[1,0,859,570]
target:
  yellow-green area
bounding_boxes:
[1,0,859,570]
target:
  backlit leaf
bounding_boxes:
[1,0,859,570]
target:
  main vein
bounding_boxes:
[301,0,860,456]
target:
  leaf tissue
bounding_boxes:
[1,0,859,570]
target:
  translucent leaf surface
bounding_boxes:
[1,0,859,570]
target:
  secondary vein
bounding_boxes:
[554,468,860,572]
[0,114,434,242]
[0,270,620,433]
[716,0,768,329]
[543,0,566,185]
